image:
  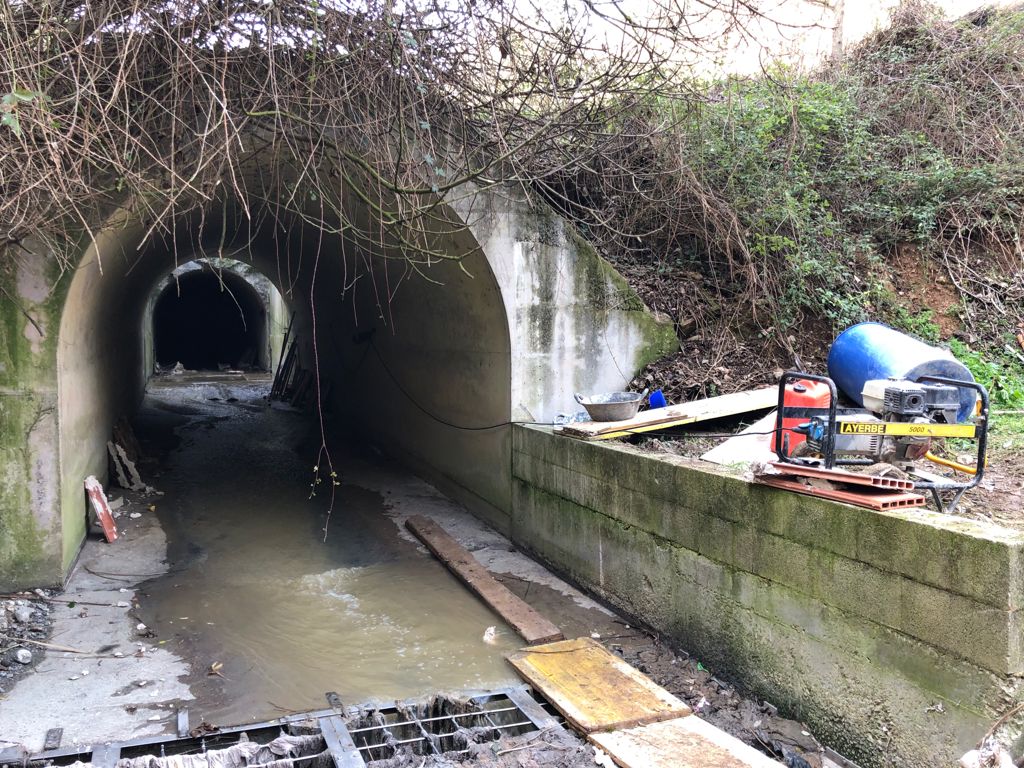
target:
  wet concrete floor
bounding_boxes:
[0,373,619,750]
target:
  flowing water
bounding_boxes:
[135,374,520,726]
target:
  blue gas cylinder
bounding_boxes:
[827,322,976,422]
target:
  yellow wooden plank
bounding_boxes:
[507,637,690,733]
[590,716,785,768]
[557,387,777,441]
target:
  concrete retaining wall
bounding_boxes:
[511,425,1024,767]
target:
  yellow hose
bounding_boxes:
[924,451,978,476]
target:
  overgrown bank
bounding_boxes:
[543,1,1024,408]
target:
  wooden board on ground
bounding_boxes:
[507,637,690,733]
[84,475,118,543]
[557,387,777,440]
[589,715,784,768]
[405,515,563,645]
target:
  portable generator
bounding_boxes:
[773,323,990,513]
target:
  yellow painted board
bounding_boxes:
[590,716,785,768]
[507,637,691,733]
[557,387,778,441]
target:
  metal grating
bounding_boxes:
[349,692,544,764]
[0,687,562,768]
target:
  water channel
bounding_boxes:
[135,374,520,725]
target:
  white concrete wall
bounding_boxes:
[456,190,677,423]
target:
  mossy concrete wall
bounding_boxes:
[453,191,678,424]
[0,244,67,589]
[511,425,1024,767]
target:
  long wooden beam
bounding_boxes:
[405,515,564,645]
[558,387,777,440]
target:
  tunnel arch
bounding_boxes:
[53,186,518,574]
[0,151,677,592]
[148,259,285,372]
[152,267,265,371]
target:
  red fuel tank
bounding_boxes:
[771,379,832,453]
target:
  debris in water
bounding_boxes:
[208,662,225,678]
[960,738,1014,768]
[482,626,498,644]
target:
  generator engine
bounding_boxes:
[773,323,989,513]
[801,378,962,465]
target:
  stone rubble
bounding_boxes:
[0,592,54,694]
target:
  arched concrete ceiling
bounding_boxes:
[53,180,513,577]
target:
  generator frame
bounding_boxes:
[773,371,990,514]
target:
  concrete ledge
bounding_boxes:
[510,425,1024,767]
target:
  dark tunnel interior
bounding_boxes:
[153,268,268,371]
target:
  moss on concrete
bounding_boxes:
[511,425,1024,767]
[0,393,61,588]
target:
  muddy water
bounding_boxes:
[136,374,519,726]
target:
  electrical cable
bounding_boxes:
[366,337,776,440]
[368,339,555,431]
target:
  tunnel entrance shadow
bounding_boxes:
[153,268,268,371]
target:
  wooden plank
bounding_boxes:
[84,475,118,543]
[590,715,784,768]
[557,387,777,440]
[507,637,690,734]
[505,687,562,731]
[43,728,63,751]
[89,743,121,768]
[405,516,563,645]
[319,716,366,768]
[176,709,189,738]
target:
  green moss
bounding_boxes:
[0,393,57,589]
[525,303,555,353]
[512,433,1007,767]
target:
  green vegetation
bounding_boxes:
[559,1,1024,390]
[948,339,1024,410]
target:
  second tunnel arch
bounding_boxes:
[149,260,281,373]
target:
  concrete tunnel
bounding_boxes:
[0,172,677,590]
